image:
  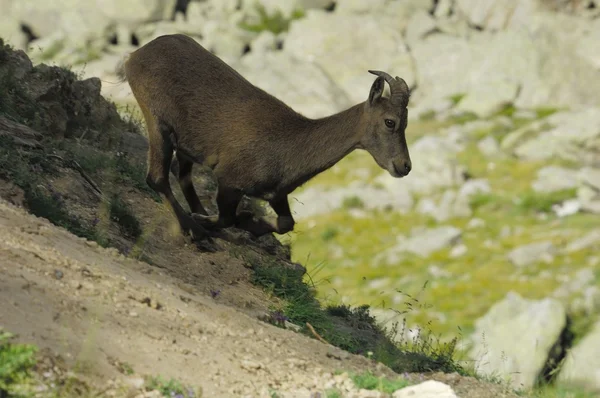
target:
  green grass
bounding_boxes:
[350,371,410,393]
[239,3,305,34]
[0,330,38,398]
[236,248,467,375]
[144,375,199,398]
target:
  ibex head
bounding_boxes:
[360,70,412,178]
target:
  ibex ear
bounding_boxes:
[368,76,385,106]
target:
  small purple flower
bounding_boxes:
[270,310,289,325]
[210,289,221,299]
[92,217,100,226]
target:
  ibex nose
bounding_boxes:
[403,160,412,174]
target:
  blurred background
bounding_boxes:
[1,0,600,393]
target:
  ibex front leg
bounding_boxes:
[237,195,296,237]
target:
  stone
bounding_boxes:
[376,135,467,197]
[507,241,556,267]
[415,180,489,222]
[404,10,438,46]
[392,380,457,398]
[291,182,413,221]
[457,78,520,118]
[557,320,600,391]
[412,19,600,111]
[284,10,416,104]
[385,226,463,259]
[477,136,501,158]
[504,108,600,165]
[470,291,567,390]
[454,0,539,31]
[565,230,600,253]
[235,50,351,119]
[531,166,578,193]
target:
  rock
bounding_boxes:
[578,167,600,192]
[503,107,600,165]
[532,166,578,193]
[284,10,416,104]
[404,10,438,46]
[291,182,414,220]
[507,241,556,267]
[575,19,600,70]
[412,19,600,111]
[552,199,582,218]
[565,230,600,253]
[557,320,600,391]
[454,0,539,31]
[382,226,462,261]
[477,136,501,158]
[235,50,351,119]
[377,134,467,197]
[456,78,520,118]
[415,180,489,222]
[392,380,457,398]
[470,291,567,390]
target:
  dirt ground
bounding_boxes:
[0,196,523,398]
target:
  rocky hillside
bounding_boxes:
[1,0,600,397]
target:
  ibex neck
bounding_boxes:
[287,103,364,189]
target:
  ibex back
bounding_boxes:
[118,34,412,239]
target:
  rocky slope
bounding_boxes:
[1,0,600,396]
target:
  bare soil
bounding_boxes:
[0,196,521,398]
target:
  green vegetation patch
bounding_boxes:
[239,3,305,34]
[350,371,410,393]
[0,330,38,398]
[236,248,466,375]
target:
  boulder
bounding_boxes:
[470,292,567,390]
[454,0,539,31]
[531,166,578,193]
[284,10,416,105]
[557,320,600,392]
[235,50,351,119]
[507,241,556,268]
[502,107,600,165]
[393,380,458,398]
[380,226,463,262]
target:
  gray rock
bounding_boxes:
[393,380,458,398]
[404,10,438,46]
[284,10,416,105]
[291,183,413,221]
[376,134,467,196]
[532,166,578,193]
[457,78,520,118]
[455,0,538,31]
[477,136,501,158]
[470,291,567,390]
[235,50,351,119]
[557,320,600,391]
[416,180,489,222]
[507,241,556,267]
[565,230,600,253]
[387,226,463,259]
[504,108,600,165]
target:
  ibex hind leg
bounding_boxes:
[143,114,210,240]
[174,152,211,216]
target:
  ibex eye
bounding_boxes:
[385,119,395,128]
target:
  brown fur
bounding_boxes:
[119,33,412,239]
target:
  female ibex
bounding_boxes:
[118,34,412,239]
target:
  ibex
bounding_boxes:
[117,34,412,239]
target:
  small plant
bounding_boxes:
[145,375,199,398]
[0,330,38,398]
[342,195,365,209]
[350,371,409,393]
[107,194,142,239]
[239,3,305,34]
